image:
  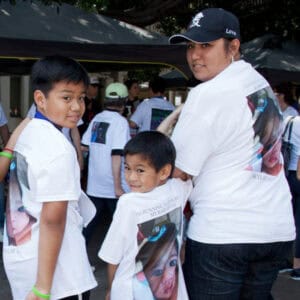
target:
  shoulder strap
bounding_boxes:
[282,116,295,141]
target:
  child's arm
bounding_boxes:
[106,263,119,300]
[0,118,30,182]
[26,201,68,299]
[111,154,124,198]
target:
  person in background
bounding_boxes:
[165,7,295,299]
[78,75,102,136]
[3,55,97,300]
[123,79,141,119]
[273,82,299,120]
[130,76,175,133]
[0,102,10,242]
[81,82,130,246]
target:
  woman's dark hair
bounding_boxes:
[31,55,90,96]
[124,131,176,175]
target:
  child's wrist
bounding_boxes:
[32,285,51,299]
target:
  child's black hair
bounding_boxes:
[149,76,166,94]
[31,55,90,96]
[124,131,176,176]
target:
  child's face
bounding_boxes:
[124,154,170,193]
[35,81,86,128]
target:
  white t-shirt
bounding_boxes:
[283,116,300,171]
[0,103,8,127]
[172,60,295,244]
[130,97,175,132]
[282,105,299,120]
[99,178,192,300]
[3,119,97,300]
[81,110,130,198]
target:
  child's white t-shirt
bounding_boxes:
[99,178,192,300]
[3,119,97,300]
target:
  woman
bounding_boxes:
[164,7,295,300]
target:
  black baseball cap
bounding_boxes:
[169,8,240,44]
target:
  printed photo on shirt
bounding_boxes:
[150,108,173,131]
[91,121,109,144]
[246,86,283,176]
[133,207,181,300]
[6,153,37,246]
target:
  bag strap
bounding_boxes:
[282,116,295,142]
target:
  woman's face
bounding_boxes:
[186,38,232,82]
[145,242,178,299]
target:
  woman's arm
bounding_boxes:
[26,201,68,300]
[0,118,31,182]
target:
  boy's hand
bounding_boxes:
[115,186,125,198]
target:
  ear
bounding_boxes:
[33,90,46,111]
[230,39,240,58]
[159,164,172,181]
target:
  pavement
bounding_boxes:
[1,217,300,300]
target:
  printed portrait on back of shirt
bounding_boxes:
[6,153,37,246]
[246,86,284,176]
[133,207,181,300]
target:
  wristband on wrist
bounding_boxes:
[32,286,51,299]
[0,151,13,159]
[3,147,13,153]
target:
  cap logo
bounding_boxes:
[190,12,204,28]
[225,28,237,36]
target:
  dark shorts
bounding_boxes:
[183,238,293,300]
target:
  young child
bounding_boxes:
[81,82,130,244]
[3,55,97,300]
[98,131,192,300]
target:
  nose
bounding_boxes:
[126,170,137,182]
[189,44,202,60]
[71,99,82,111]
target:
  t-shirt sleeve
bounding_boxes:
[111,119,130,151]
[130,102,146,128]
[81,119,94,146]
[0,103,8,126]
[98,195,136,264]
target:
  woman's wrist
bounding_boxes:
[31,286,51,299]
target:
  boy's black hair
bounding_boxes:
[149,76,166,94]
[124,79,139,90]
[124,131,176,175]
[31,55,90,96]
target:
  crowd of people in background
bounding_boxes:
[0,6,300,300]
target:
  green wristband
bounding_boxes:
[31,286,51,299]
[0,151,13,159]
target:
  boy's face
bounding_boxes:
[34,81,86,128]
[124,154,171,193]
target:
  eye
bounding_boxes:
[201,43,210,48]
[169,258,178,267]
[136,168,144,173]
[79,96,85,102]
[151,268,163,277]
[63,96,72,102]
[186,43,194,50]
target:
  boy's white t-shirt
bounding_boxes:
[3,119,97,300]
[81,110,130,198]
[172,60,295,244]
[99,178,192,300]
[130,97,175,132]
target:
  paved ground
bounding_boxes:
[1,218,300,300]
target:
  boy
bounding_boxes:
[81,82,130,245]
[98,131,192,300]
[3,55,97,300]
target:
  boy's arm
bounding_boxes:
[27,201,68,299]
[106,263,119,300]
[111,153,124,198]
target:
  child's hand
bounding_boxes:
[105,290,111,300]
[25,290,41,300]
